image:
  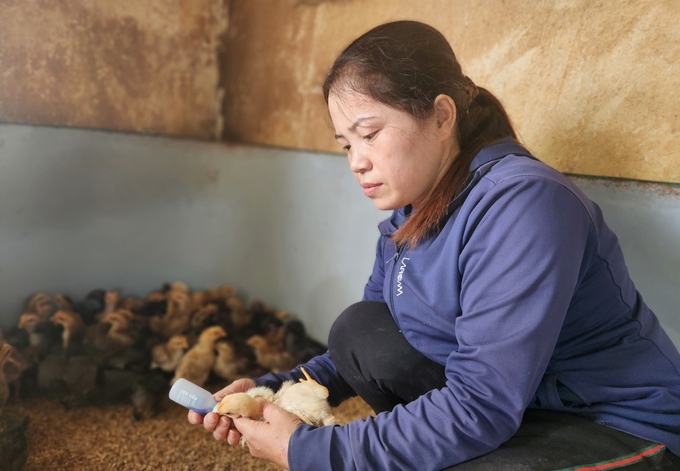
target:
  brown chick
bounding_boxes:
[0,342,31,400]
[212,341,250,382]
[119,296,144,313]
[191,291,208,308]
[54,294,73,311]
[204,284,237,304]
[190,303,219,332]
[171,326,227,387]
[50,310,85,355]
[101,311,135,348]
[18,313,45,349]
[105,290,119,308]
[151,335,189,372]
[145,291,166,303]
[0,343,12,413]
[227,297,251,330]
[246,334,297,374]
[27,292,56,321]
[150,290,193,339]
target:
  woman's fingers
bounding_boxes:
[212,378,257,402]
[202,412,220,432]
[233,402,302,468]
[187,410,203,425]
[213,416,232,441]
[227,425,242,446]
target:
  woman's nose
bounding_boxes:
[348,150,371,174]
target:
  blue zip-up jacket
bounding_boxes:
[255,139,680,470]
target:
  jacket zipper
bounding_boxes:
[387,246,404,331]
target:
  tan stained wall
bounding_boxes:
[2,1,678,183]
[0,0,228,140]
[223,0,680,184]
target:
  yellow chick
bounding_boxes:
[246,334,297,373]
[212,341,249,382]
[171,326,227,387]
[214,386,276,420]
[274,367,336,427]
[151,335,189,372]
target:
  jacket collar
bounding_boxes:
[468,137,534,171]
[379,138,534,236]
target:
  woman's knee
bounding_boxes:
[328,301,390,354]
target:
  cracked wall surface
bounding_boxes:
[0,0,228,140]
[223,0,680,183]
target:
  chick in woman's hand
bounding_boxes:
[273,367,336,427]
[171,326,226,387]
[214,386,275,420]
[214,367,335,446]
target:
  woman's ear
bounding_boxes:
[433,94,457,140]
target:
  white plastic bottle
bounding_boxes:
[169,378,220,414]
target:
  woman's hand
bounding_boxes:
[233,399,303,470]
[186,378,257,444]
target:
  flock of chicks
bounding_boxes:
[0,282,328,420]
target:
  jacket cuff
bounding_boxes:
[288,424,356,471]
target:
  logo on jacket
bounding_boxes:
[396,257,410,296]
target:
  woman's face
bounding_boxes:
[329,90,453,211]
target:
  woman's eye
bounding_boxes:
[343,145,351,151]
[363,131,378,141]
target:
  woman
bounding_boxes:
[188,21,680,470]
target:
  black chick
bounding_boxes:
[69,289,107,325]
[131,369,168,421]
[284,318,328,363]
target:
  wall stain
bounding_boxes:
[0,0,229,139]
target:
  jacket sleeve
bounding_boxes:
[287,177,594,471]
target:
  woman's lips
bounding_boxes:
[362,183,381,197]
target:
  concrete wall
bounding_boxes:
[223,0,680,184]
[1,124,678,349]
[0,0,228,139]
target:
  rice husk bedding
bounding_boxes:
[19,392,374,470]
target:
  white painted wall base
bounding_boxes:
[0,124,678,349]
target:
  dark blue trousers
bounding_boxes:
[328,301,679,470]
